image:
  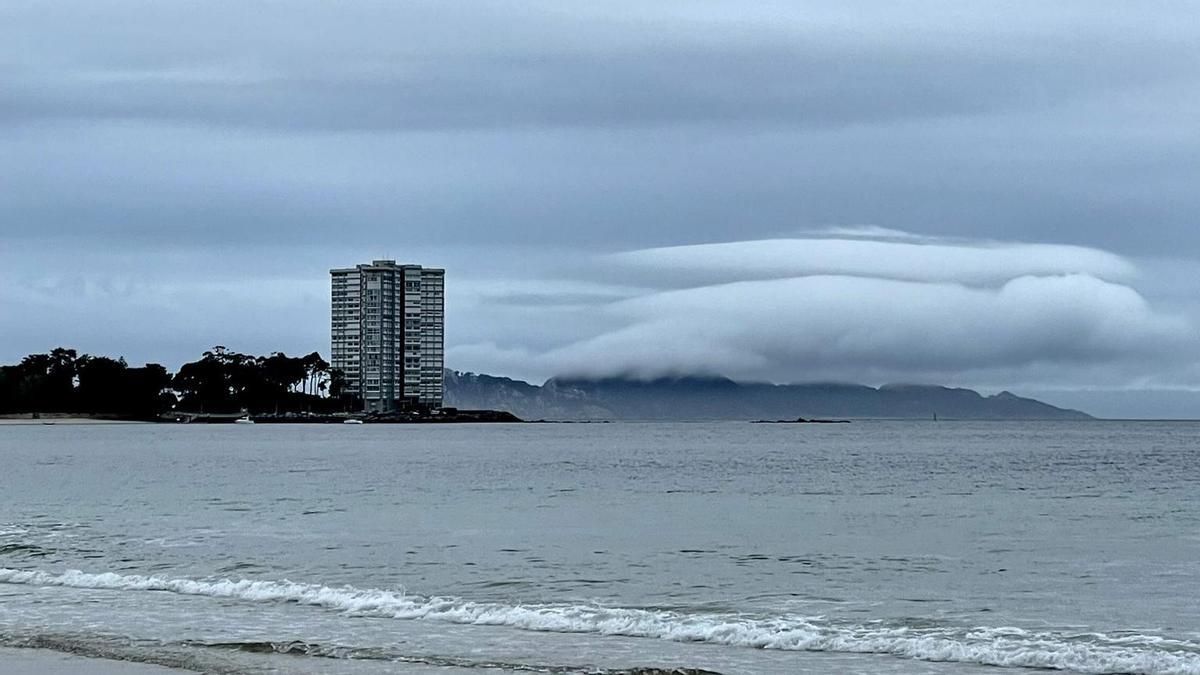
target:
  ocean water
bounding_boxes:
[0,422,1197,674]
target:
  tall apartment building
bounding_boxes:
[330,260,445,412]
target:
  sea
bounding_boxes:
[0,422,1197,674]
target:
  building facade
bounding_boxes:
[330,260,445,412]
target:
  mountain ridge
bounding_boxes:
[444,370,1092,421]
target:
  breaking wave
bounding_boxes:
[191,640,721,673]
[2,632,720,675]
[3,566,1199,674]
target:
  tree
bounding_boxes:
[328,368,347,399]
[76,355,174,418]
[300,352,330,397]
[8,349,79,412]
[76,355,128,413]
[3,347,340,417]
[173,349,239,412]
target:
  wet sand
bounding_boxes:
[0,648,188,673]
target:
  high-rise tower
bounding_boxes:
[330,260,444,411]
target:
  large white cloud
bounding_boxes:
[452,235,1197,387]
[538,274,1190,381]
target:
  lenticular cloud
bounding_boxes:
[525,234,1194,385]
[542,273,1188,379]
[606,236,1137,287]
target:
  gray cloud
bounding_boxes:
[4,2,1196,132]
[450,234,1198,387]
[607,236,1136,287]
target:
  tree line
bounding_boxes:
[0,346,356,418]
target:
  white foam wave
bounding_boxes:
[2,567,1198,674]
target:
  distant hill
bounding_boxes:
[443,371,1092,421]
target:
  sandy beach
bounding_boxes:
[0,648,187,674]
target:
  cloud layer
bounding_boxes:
[3,1,1200,255]
[453,234,1197,388]
[607,237,1136,287]
[5,2,1196,132]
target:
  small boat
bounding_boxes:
[343,419,364,425]
[234,416,255,424]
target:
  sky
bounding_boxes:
[2,1,1199,417]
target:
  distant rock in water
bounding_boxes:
[444,370,1092,421]
[754,417,851,424]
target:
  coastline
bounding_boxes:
[0,418,150,425]
[0,648,188,674]
[0,410,521,424]
[0,414,150,425]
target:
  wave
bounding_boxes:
[2,566,1199,674]
[193,640,721,673]
[2,629,720,672]
[3,632,721,675]
[0,543,54,557]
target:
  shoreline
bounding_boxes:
[0,409,522,425]
[0,647,188,674]
[0,417,150,425]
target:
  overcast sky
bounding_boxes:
[2,1,1199,417]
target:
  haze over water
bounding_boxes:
[0,422,1197,674]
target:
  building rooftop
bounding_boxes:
[330,261,444,274]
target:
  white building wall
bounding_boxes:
[419,269,445,407]
[330,261,444,411]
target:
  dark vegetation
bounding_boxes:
[171,346,352,414]
[0,347,356,419]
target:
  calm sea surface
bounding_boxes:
[0,422,1197,674]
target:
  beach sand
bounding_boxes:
[0,648,188,673]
